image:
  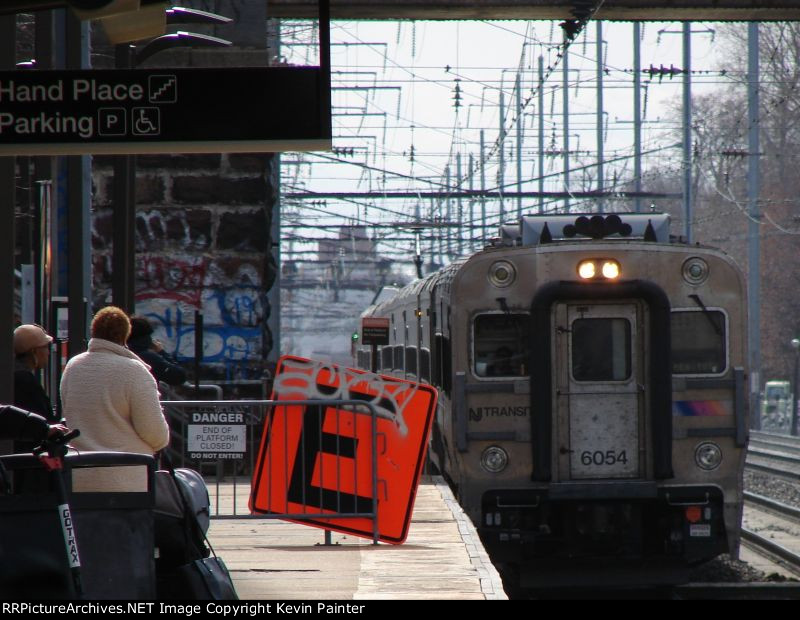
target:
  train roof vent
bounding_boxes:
[520,213,671,246]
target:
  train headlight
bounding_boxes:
[577,259,621,280]
[694,442,722,471]
[480,446,509,473]
[682,257,709,285]
[601,260,620,279]
[488,260,516,288]
[577,260,596,279]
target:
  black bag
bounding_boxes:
[154,454,238,600]
[157,557,238,601]
[159,468,210,533]
[154,469,210,567]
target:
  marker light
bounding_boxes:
[488,260,516,288]
[682,257,709,285]
[685,506,703,523]
[480,446,509,473]
[694,442,722,471]
[601,260,621,279]
[577,260,596,279]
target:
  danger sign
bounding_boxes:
[187,411,246,460]
[249,355,437,544]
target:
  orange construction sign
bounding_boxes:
[249,355,438,544]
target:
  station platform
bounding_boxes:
[206,476,508,600]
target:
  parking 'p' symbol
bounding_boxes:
[98,108,126,136]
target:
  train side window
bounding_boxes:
[571,318,631,381]
[442,337,452,395]
[420,348,431,383]
[406,346,417,376]
[393,345,404,371]
[434,334,444,387]
[473,313,529,378]
[671,310,726,375]
[381,346,393,370]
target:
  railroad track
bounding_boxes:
[750,431,800,457]
[746,431,800,480]
[740,492,800,586]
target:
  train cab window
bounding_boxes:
[381,346,393,370]
[442,337,452,394]
[473,313,529,378]
[571,318,631,382]
[393,345,404,371]
[420,349,431,383]
[671,310,726,374]
[406,346,418,376]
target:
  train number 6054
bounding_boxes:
[580,450,629,466]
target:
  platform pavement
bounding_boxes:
[206,476,508,600]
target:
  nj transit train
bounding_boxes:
[355,213,748,588]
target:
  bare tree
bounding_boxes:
[653,23,800,384]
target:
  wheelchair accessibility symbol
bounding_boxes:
[132,107,160,136]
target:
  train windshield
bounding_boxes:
[473,313,529,377]
[671,310,727,375]
[571,318,632,381]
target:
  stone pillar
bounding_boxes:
[90,0,281,393]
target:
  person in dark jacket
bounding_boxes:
[127,315,187,387]
[13,324,57,423]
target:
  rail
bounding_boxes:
[160,399,380,544]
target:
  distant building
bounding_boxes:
[282,225,409,366]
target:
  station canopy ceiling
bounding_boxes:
[3,0,800,21]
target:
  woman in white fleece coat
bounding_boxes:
[61,306,169,492]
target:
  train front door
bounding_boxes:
[554,302,645,480]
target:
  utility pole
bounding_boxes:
[633,23,643,213]
[747,22,761,429]
[682,22,693,243]
[516,72,523,220]
[480,129,487,242]
[596,21,604,213]
[538,55,545,214]
[445,164,451,259]
[468,153,474,250]
[498,89,506,223]
[457,152,463,257]
[562,37,570,212]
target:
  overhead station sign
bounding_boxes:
[0,67,331,155]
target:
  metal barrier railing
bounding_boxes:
[160,399,380,544]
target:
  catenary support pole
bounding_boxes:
[747,22,762,429]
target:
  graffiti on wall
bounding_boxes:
[136,256,267,379]
[137,256,208,306]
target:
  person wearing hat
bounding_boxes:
[127,315,187,387]
[13,324,57,423]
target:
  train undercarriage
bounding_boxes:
[479,485,730,589]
